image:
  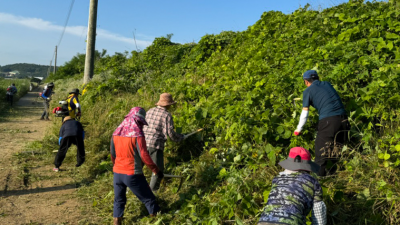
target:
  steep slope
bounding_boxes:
[41,1,400,224]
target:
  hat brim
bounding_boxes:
[155,101,177,106]
[278,158,320,173]
[69,92,81,95]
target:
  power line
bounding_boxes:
[47,0,75,76]
[57,0,75,47]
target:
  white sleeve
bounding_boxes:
[75,103,81,111]
[296,109,309,131]
[311,201,327,225]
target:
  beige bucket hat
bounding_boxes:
[155,93,177,106]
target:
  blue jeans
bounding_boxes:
[113,173,159,217]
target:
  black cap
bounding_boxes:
[69,88,80,95]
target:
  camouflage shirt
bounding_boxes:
[258,171,323,225]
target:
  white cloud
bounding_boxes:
[0,12,152,50]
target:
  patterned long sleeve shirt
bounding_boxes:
[258,171,326,225]
[143,106,184,150]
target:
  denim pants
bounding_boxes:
[113,173,159,217]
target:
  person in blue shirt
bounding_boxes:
[294,70,350,176]
[40,82,55,120]
[6,83,18,106]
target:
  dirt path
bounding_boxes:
[0,88,96,225]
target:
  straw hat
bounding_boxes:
[155,93,176,106]
[278,147,320,173]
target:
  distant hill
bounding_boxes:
[0,63,54,79]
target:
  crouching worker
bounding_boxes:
[53,116,85,172]
[111,107,164,225]
[258,147,327,225]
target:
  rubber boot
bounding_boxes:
[113,217,122,225]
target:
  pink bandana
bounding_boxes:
[113,107,148,137]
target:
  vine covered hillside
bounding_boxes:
[45,1,400,224]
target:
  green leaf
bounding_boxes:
[387,41,394,51]
[219,168,227,177]
[378,180,387,187]
[384,161,390,168]
[234,154,241,162]
[209,148,218,154]
[236,219,244,225]
[363,188,370,198]
[277,126,284,134]
[263,190,270,203]
[395,145,400,152]
[386,32,399,39]
[202,108,208,118]
[384,152,391,160]
[268,150,276,166]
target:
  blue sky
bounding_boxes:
[0,0,350,66]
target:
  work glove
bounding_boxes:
[156,171,164,179]
[293,130,301,136]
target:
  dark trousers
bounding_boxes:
[113,173,159,217]
[41,100,50,119]
[148,148,164,191]
[6,94,13,106]
[315,115,350,176]
[54,136,85,168]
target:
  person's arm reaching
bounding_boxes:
[137,136,160,175]
[311,201,327,225]
[110,136,116,165]
[311,180,326,225]
[165,114,184,142]
[294,107,309,135]
[74,97,82,116]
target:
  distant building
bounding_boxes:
[5,70,20,78]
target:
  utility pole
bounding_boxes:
[53,46,57,75]
[47,60,52,78]
[83,0,98,84]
